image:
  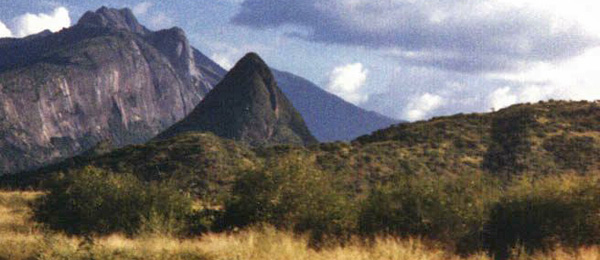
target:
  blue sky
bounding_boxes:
[1,0,600,121]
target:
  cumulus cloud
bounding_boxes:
[486,45,600,111]
[12,7,70,37]
[488,87,518,111]
[0,21,12,38]
[133,2,154,16]
[233,0,600,73]
[404,93,444,121]
[326,63,369,105]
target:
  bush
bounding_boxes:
[359,172,500,253]
[33,167,193,236]
[222,155,356,246]
[485,174,600,258]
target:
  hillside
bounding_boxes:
[8,100,599,197]
[354,100,600,176]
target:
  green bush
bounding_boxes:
[33,167,193,236]
[222,155,356,246]
[485,174,600,258]
[359,172,500,253]
[543,134,599,172]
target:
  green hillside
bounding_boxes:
[9,100,599,198]
[5,100,600,257]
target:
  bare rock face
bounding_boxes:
[0,7,224,174]
[78,7,150,35]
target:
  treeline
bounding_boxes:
[33,157,600,258]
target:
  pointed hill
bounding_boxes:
[157,53,317,146]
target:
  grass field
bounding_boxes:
[1,190,599,260]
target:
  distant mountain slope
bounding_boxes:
[0,7,220,174]
[158,53,317,146]
[273,70,399,141]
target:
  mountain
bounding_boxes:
[272,70,399,141]
[0,6,395,175]
[157,53,317,146]
[0,7,221,174]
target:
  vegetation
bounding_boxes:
[33,167,193,236]
[2,100,600,258]
[359,172,501,253]
[486,174,600,258]
[223,154,356,246]
[4,191,600,260]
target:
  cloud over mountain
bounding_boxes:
[326,63,369,105]
[233,0,599,73]
[0,21,11,38]
[12,7,71,37]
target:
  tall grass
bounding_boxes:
[2,190,600,260]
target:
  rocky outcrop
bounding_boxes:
[157,53,317,146]
[0,7,220,174]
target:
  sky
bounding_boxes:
[1,0,599,121]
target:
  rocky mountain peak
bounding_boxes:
[0,6,223,174]
[234,52,271,76]
[156,53,317,146]
[77,6,149,35]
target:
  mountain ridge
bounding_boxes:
[0,7,220,174]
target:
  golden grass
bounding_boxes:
[1,190,599,260]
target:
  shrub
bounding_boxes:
[359,172,500,253]
[485,174,600,258]
[222,155,356,246]
[543,134,599,172]
[33,167,193,236]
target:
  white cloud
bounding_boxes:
[488,87,518,111]
[211,53,235,70]
[488,46,600,110]
[0,21,12,38]
[12,7,70,37]
[133,2,154,16]
[234,0,600,73]
[326,63,369,105]
[207,42,271,70]
[149,12,174,29]
[404,93,444,121]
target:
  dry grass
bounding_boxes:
[0,190,599,260]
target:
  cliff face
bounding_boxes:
[157,53,317,146]
[0,7,221,174]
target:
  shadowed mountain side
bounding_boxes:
[157,53,317,146]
